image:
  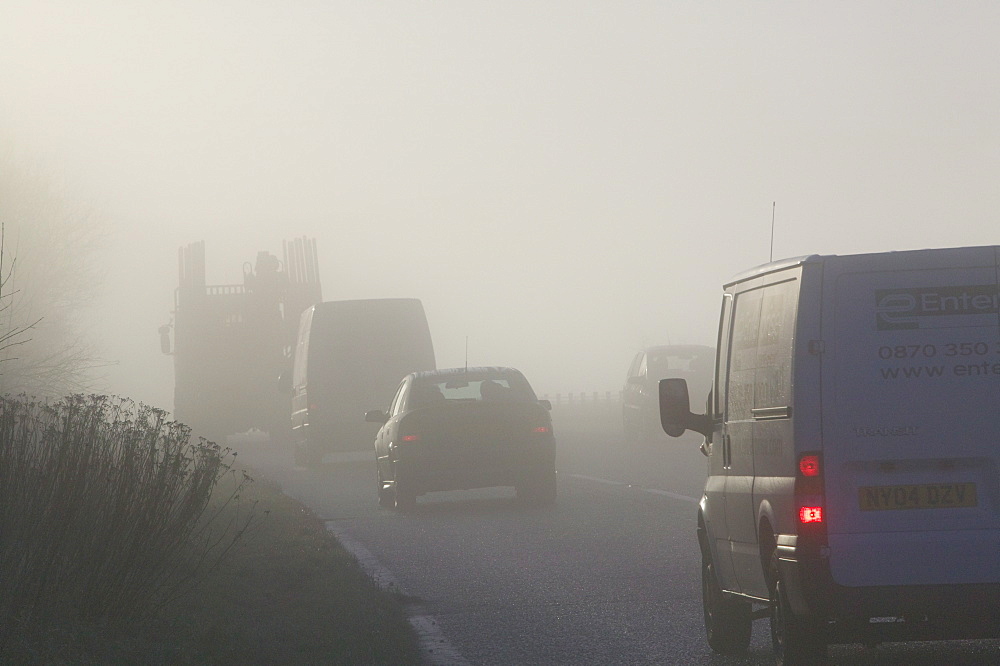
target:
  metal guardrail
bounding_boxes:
[539,391,622,407]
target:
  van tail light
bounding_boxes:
[799,507,823,523]
[401,434,420,443]
[795,452,827,542]
[532,426,550,434]
[799,454,820,477]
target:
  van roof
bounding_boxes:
[723,254,820,287]
[724,244,1000,288]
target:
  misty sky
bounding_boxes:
[2,2,999,410]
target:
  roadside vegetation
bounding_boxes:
[0,394,421,663]
[0,158,420,663]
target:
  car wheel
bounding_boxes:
[377,467,395,508]
[702,555,752,655]
[394,479,416,512]
[770,572,826,665]
[517,467,557,507]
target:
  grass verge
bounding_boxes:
[6,472,423,665]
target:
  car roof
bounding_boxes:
[412,366,522,380]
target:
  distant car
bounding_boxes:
[365,367,556,511]
[622,344,714,442]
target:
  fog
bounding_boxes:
[3,2,1000,410]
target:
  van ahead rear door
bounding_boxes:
[821,245,1000,588]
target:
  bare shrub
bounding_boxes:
[0,394,255,648]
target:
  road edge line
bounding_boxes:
[325,522,469,666]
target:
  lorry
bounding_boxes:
[659,245,1000,664]
[162,238,321,444]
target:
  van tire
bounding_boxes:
[702,557,751,654]
[770,575,826,665]
[294,443,322,468]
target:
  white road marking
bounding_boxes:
[563,473,625,486]
[561,472,699,504]
[326,523,470,666]
[641,488,699,504]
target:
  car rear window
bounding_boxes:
[410,374,537,407]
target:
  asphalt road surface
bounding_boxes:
[233,405,1000,665]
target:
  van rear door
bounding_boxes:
[821,245,1000,588]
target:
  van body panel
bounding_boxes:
[691,244,1000,647]
[819,247,1000,588]
[292,298,435,456]
[714,267,802,599]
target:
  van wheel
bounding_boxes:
[702,556,751,654]
[770,575,826,665]
[294,443,321,468]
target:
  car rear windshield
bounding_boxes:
[410,374,537,407]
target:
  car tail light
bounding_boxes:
[533,426,550,433]
[401,434,420,442]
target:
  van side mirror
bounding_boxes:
[538,399,552,411]
[365,409,388,424]
[659,378,713,438]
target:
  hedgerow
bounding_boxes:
[0,394,254,653]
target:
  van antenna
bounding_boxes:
[769,201,776,263]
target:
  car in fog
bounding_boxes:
[365,367,556,511]
[622,344,713,443]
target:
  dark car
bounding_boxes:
[622,344,714,442]
[365,367,556,511]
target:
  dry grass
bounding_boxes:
[0,395,421,664]
[143,474,423,665]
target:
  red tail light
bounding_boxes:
[796,452,826,528]
[533,426,550,433]
[799,507,823,524]
[799,454,820,477]
[401,434,419,442]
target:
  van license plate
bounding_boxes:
[859,483,977,511]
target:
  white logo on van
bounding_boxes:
[853,425,920,437]
[875,285,1000,330]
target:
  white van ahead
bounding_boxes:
[659,245,1000,664]
[291,298,435,466]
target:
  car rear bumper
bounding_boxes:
[395,444,554,494]
[776,534,1000,644]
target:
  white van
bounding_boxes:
[291,298,435,466]
[659,245,1000,664]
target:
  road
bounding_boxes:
[233,404,1000,665]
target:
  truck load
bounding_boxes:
[163,238,321,443]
